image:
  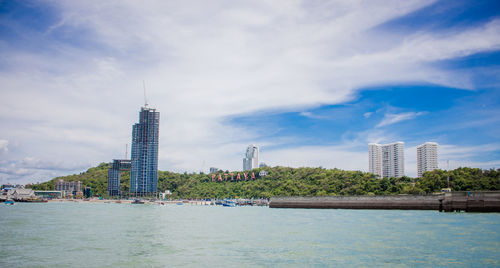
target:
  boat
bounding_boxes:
[176,202,183,205]
[222,200,237,207]
[132,199,145,204]
[5,199,14,205]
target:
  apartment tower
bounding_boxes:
[243,145,259,171]
[417,142,438,177]
[368,142,405,178]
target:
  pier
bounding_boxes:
[269,192,500,212]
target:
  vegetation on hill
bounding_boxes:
[29,163,500,198]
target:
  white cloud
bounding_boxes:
[376,112,426,128]
[1,0,500,183]
[363,112,372,118]
[0,139,8,153]
[0,157,90,184]
[299,111,326,119]
[264,145,368,172]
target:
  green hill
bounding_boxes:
[29,164,500,198]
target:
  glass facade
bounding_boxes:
[130,107,159,196]
[107,159,131,196]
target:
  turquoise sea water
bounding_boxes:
[1,203,499,267]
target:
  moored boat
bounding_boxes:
[222,200,236,207]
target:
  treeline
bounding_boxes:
[29,163,500,198]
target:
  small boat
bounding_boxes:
[132,199,145,204]
[176,202,183,205]
[5,199,14,205]
[222,200,236,207]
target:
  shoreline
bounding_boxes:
[46,199,213,205]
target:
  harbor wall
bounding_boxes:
[269,192,500,212]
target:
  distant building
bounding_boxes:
[83,187,92,198]
[108,159,131,196]
[34,190,63,199]
[130,105,160,196]
[369,142,405,178]
[417,142,438,177]
[209,167,219,173]
[7,188,35,200]
[1,184,16,190]
[259,162,268,168]
[368,144,382,178]
[243,145,259,171]
[55,179,82,195]
[160,190,172,200]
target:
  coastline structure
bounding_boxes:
[130,104,160,197]
[269,192,500,212]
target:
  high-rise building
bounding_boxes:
[107,159,131,196]
[368,142,405,178]
[209,167,219,173]
[417,142,438,177]
[130,106,159,196]
[368,143,382,177]
[243,145,259,171]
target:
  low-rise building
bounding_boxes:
[34,190,63,199]
[55,179,82,196]
[7,188,36,201]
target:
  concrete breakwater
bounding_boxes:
[269,191,500,212]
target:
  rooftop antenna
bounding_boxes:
[143,80,148,107]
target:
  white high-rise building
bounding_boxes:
[368,143,382,177]
[417,142,438,177]
[243,145,259,171]
[368,142,405,178]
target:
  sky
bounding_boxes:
[1,0,500,184]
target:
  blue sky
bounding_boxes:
[0,0,499,183]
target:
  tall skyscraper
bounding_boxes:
[243,145,259,171]
[130,106,159,196]
[368,142,405,178]
[417,142,438,177]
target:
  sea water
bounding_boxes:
[1,203,499,267]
